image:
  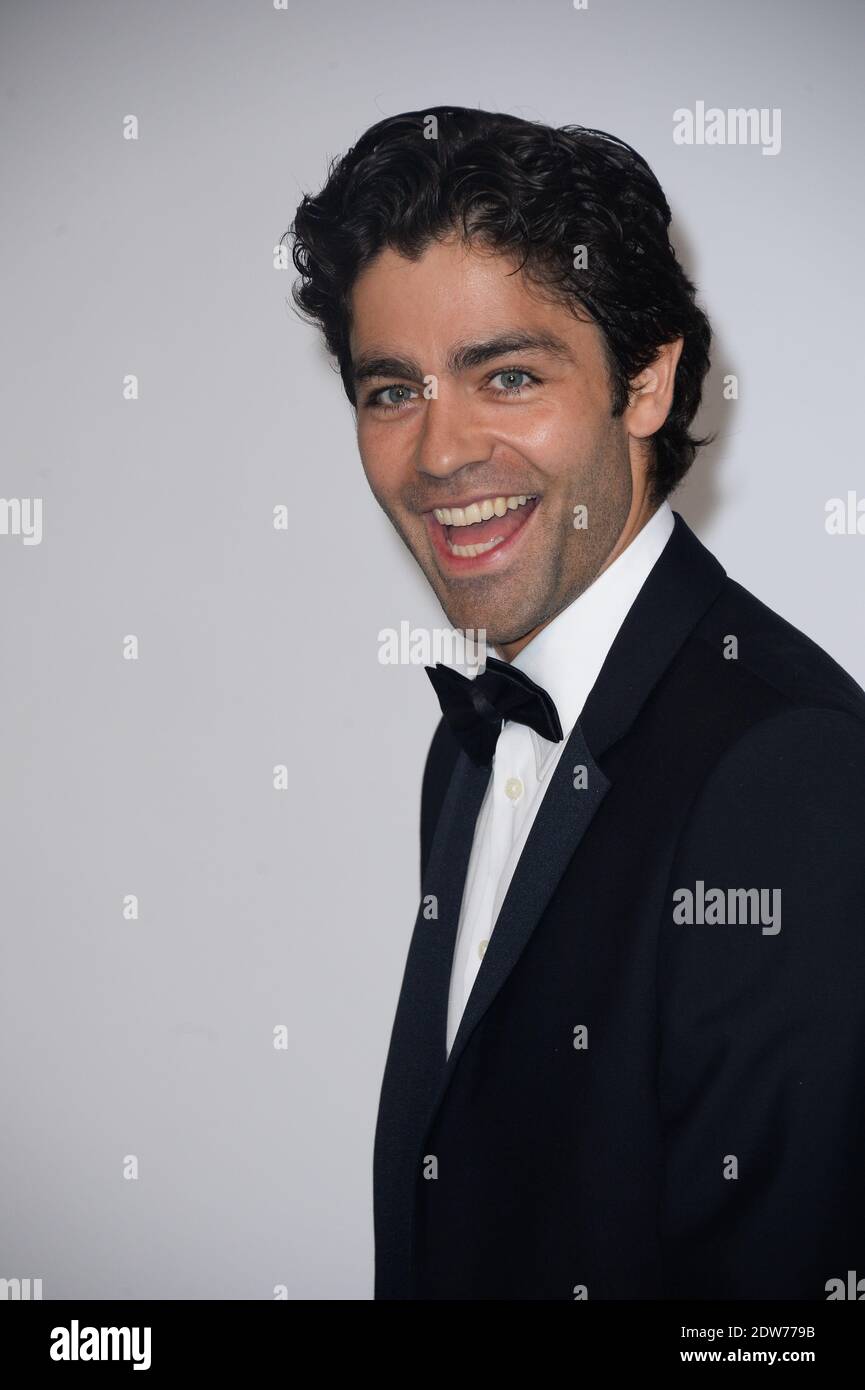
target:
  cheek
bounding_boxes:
[356,422,395,492]
[359,414,427,508]
[505,410,597,477]
[499,386,600,454]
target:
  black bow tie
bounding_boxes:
[425,657,563,766]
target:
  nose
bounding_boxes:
[415,381,494,480]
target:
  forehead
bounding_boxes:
[349,236,593,360]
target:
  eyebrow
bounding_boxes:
[351,329,574,386]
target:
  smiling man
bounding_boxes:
[289,107,865,1301]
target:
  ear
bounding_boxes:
[625,338,684,440]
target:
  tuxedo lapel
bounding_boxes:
[373,749,491,1298]
[443,722,610,1078]
[579,512,727,757]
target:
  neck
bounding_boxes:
[494,494,660,663]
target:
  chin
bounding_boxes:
[435,608,530,649]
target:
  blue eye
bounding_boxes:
[489,368,538,394]
[369,384,417,411]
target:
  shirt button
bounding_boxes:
[504,776,523,802]
[478,939,489,959]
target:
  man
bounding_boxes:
[288,107,865,1300]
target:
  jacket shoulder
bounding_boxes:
[694,577,865,724]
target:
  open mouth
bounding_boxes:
[427,493,540,564]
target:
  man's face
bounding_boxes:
[349,236,642,653]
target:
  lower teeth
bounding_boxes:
[449,534,505,558]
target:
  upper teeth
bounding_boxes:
[433,495,536,527]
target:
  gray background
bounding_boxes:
[1,0,862,1299]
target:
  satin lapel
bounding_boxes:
[436,722,610,1086]
[373,749,491,1297]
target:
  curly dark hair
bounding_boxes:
[287,106,713,501]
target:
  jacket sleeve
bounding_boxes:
[657,706,865,1299]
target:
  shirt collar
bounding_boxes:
[506,502,675,778]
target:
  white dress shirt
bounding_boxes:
[445,501,675,1056]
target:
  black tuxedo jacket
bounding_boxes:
[373,513,865,1300]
